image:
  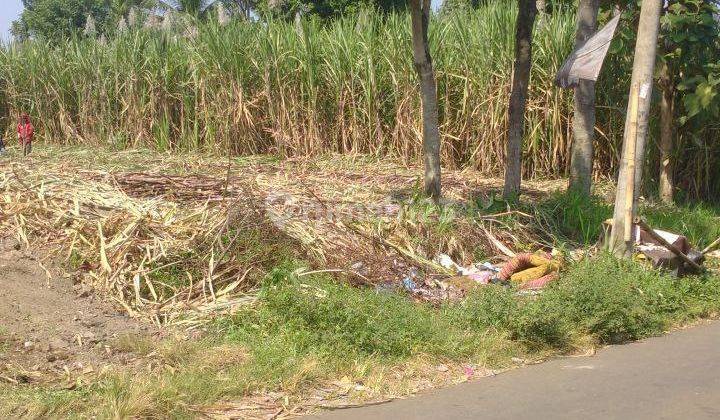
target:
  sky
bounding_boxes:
[0,0,444,41]
[1,0,23,41]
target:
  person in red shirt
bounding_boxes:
[17,113,33,156]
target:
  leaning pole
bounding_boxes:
[608,0,664,257]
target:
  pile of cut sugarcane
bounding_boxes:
[0,147,562,326]
[0,156,278,327]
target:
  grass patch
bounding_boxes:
[531,191,720,248]
[108,333,156,356]
[530,255,719,344]
[445,255,720,354]
[642,203,720,248]
[232,270,496,359]
[2,256,719,417]
[533,190,613,244]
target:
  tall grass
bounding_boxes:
[0,3,717,197]
[0,5,575,175]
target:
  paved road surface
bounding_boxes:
[312,320,720,420]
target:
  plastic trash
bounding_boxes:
[477,262,499,272]
[466,271,493,285]
[435,253,462,272]
[402,277,417,291]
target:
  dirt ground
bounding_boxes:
[0,238,156,384]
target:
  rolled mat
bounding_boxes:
[498,253,553,281]
[518,272,559,290]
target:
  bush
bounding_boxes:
[454,254,720,348]
[510,296,576,349]
[225,269,489,364]
[550,255,672,342]
[534,191,613,244]
[445,285,518,332]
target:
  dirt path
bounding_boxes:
[0,238,154,383]
[312,320,720,420]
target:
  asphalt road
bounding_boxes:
[312,320,720,420]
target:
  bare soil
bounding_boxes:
[0,238,155,383]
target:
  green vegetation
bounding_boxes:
[10,0,108,40]
[2,4,718,199]
[534,190,613,244]
[3,254,718,418]
[0,6,576,180]
[0,0,718,416]
[532,189,720,247]
[254,0,408,19]
[644,203,720,249]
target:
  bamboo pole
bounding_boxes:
[623,83,639,243]
[608,0,664,257]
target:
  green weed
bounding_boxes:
[3,255,719,418]
[533,190,613,244]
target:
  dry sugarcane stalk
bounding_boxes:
[701,236,720,255]
[478,223,516,258]
[0,158,278,325]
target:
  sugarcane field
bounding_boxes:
[0,1,719,419]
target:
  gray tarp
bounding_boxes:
[555,14,622,89]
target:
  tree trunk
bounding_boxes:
[658,59,675,203]
[503,0,538,200]
[568,0,599,195]
[608,0,664,257]
[410,0,441,201]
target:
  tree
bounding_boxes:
[656,0,719,202]
[224,0,259,18]
[12,0,108,40]
[107,0,156,24]
[12,0,159,40]
[158,0,221,17]
[567,0,599,195]
[410,0,441,201]
[257,0,406,19]
[503,0,538,200]
[658,33,675,203]
[608,0,663,257]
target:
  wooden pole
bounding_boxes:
[608,0,664,257]
[623,84,639,243]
